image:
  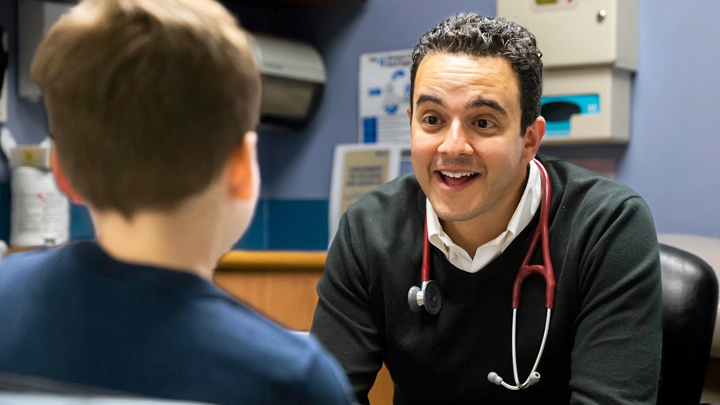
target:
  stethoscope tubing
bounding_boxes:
[413,159,557,391]
[512,159,555,310]
[506,308,551,390]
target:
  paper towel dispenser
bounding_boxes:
[17,0,326,130]
[250,33,326,130]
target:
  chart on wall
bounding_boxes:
[328,143,404,246]
[359,49,413,144]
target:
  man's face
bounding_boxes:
[409,53,538,225]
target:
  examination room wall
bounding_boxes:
[1,0,719,250]
[243,0,720,247]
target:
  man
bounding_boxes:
[0,1,355,404]
[311,13,662,404]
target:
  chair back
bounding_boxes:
[658,243,719,405]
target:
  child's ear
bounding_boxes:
[228,131,258,201]
[51,149,84,204]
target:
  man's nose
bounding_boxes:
[437,120,473,156]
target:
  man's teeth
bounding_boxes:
[441,171,476,178]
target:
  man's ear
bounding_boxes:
[407,107,412,120]
[228,131,258,201]
[521,116,545,164]
[51,149,84,204]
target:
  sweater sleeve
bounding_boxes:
[295,338,359,405]
[569,196,663,404]
[311,212,384,405]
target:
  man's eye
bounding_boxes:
[424,116,439,125]
[477,119,495,129]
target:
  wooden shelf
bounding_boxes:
[216,250,326,272]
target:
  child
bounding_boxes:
[0,0,355,404]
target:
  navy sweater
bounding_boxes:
[0,241,355,405]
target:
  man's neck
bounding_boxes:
[440,166,529,257]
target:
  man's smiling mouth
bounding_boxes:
[438,171,479,186]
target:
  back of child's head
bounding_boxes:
[31,0,261,217]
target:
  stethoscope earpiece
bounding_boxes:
[487,372,503,386]
[407,280,442,315]
[487,371,541,390]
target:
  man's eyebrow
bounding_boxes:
[467,98,508,116]
[415,94,444,108]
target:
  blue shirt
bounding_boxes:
[0,241,355,405]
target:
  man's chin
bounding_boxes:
[433,205,480,223]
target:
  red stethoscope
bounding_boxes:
[407,159,556,391]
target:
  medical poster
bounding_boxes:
[359,49,413,144]
[328,143,404,245]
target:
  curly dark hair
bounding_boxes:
[410,13,543,133]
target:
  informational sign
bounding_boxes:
[328,143,407,245]
[1,128,70,247]
[10,166,70,247]
[359,49,413,144]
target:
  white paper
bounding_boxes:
[10,167,69,247]
[359,49,413,144]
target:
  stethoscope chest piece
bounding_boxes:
[408,280,442,315]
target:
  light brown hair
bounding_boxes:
[31,0,261,217]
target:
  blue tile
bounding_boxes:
[70,204,95,241]
[267,199,328,250]
[232,199,267,250]
[65,198,330,251]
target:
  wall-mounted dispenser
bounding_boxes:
[251,34,326,131]
[17,0,326,130]
[497,0,638,144]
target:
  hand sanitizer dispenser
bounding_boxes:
[498,0,638,144]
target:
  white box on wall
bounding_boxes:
[497,0,638,70]
[497,0,638,145]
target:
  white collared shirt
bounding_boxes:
[426,162,542,273]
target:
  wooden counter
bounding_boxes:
[213,251,327,331]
